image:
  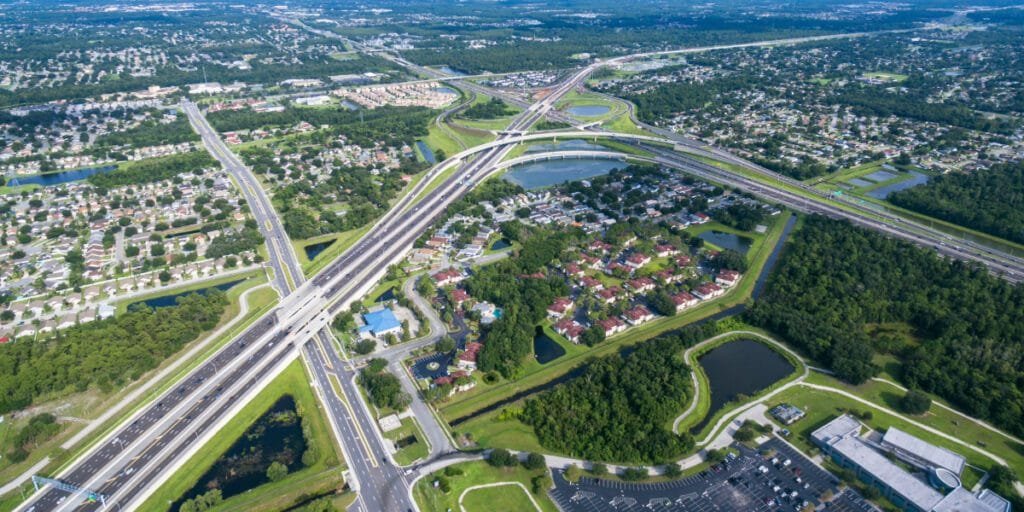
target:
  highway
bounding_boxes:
[17,22,1024,512]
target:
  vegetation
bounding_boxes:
[0,292,227,414]
[520,323,717,464]
[460,98,514,120]
[209,105,433,148]
[899,389,932,415]
[91,117,198,150]
[4,413,61,463]
[358,360,410,412]
[888,162,1024,245]
[205,227,264,259]
[748,216,1024,436]
[88,152,216,188]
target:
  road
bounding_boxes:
[18,23,1024,512]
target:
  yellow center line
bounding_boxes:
[328,373,378,468]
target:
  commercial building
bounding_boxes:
[812,415,1011,512]
[358,307,403,339]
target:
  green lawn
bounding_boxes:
[113,269,263,314]
[384,417,431,466]
[461,483,540,512]
[137,358,347,512]
[414,461,557,512]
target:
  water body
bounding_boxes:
[164,227,201,239]
[490,238,511,251]
[436,86,459,96]
[7,165,116,187]
[698,231,753,255]
[865,170,930,200]
[340,100,360,110]
[503,159,622,190]
[751,215,797,299]
[131,279,244,310]
[439,66,466,76]
[416,140,436,164]
[863,170,898,183]
[304,239,336,260]
[534,328,566,364]
[690,339,794,434]
[525,139,607,153]
[173,396,306,508]
[568,105,611,117]
[374,287,395,303]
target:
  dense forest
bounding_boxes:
[460,98,514,120]
[747,216,1024,436]
[88,151,216,189]
[0,292,228,415]
[521,323,716,463]
[888,162,1024,245]
[90,117,198,150]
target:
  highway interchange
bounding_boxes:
[15,23,1024,512]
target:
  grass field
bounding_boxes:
[461,483,540,512]
[414,461,557,512]
[113,269,263,314]
[384,417,431,466]
[137,359,348,512]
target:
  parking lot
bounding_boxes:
[550,437,863,512]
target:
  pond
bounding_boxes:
[490,238,511,251]
[865,170,930,200]
[440,66,466,76]
[374,287,395,303]
[130,279,244,310]
[340,100,360,111]
[568,105,611,117]
[304,239,336,260]
[7,165,116,188]
[172,395,307,508]
[503,158,622,190]
[416,140,436,164]
[690,339,794,434]
[534,328,566,365]
[697,230,752,255]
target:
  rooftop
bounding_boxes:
[832,435,945,511]
[882,427,966,476]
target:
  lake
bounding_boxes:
[416,140,436,164]
[304,239,336,260]
[130,279,244,310]
[490,238,511,251]
[698,230,752,254]
[7,165,116,187]
[534,328,566,364]
[503,158,622,190]
[568,105,611,117]
[173,396,306,508]
[865,170,930,200]
[690,339,794,433]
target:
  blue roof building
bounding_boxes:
[359,308,403,339]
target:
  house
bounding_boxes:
[434,371,475,394]
[546,297,574,318]
[451,289,470,307]
[716,270,742,287]
[457,342,483,371]
[626,277,656,294]
[553,319,585,344]
[431,268,465,287]
[596,288,618,304]
[625,253,651,269]
[692,282,724,300]
[655,244,679,257]
[471,301,500,325]
[671,291,699,312]
[564,263,585,278]
[676,255,692,267]
[597,317,626,336]
[579,276,604,291]
[623,305,654,326]
[358,308,403,340]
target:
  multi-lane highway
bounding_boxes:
[18,22,1024,512]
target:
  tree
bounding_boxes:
[621,467,648,481]
[523,452,546,470]
[706,448,727,464]
[267,461,288,482]
[436,336,456,353]
[662,462,682,478]
[435,476,451,493]
[488,448,516,467]
[531,473,553,494]
[564,464,582,483]
[590,463,608,476]
[354,339,377,355]
[900,389,932,415]
[580,325,606,347]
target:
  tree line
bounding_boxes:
[87,151,216,189]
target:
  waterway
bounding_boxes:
[304,239,336,260]
[416,140,437,164]
[690,339,794,434]
[129,278,244,310]
[503,158,623,190]
[447,214,797,427]
[7,165,116,187]
[568,105,611,117]
[172,396,306,508]
[525,139,607,153]
[698,230,753,255]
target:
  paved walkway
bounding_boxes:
[0,457,51,496]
